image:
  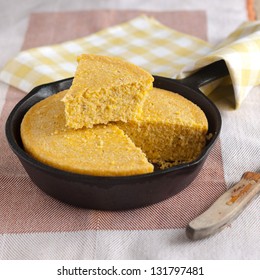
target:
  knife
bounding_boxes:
[186,171,260,240]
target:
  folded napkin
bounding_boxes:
[179,20,260,107]
[1,15,260,108]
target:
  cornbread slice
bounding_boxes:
[117,88,208,166]
[21,91,154,176]
[62,54,154,129]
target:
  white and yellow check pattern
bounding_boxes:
[179,21,260,107]
[1,15,260,108]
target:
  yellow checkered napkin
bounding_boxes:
[1,15,260,108]
[0,16,211,91]
[179,21,260,107]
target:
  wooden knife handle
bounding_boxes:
[186,172,260,240]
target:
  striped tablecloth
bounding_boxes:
[0,1,259,260]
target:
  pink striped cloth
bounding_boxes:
[1,10,225,234]
[0,8,259,260]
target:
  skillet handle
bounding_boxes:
[180,60,229,90]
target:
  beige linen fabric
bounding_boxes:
[0,3,259,260]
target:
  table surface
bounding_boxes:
[0,0,259,260]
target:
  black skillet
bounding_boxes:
[5,60,229,210]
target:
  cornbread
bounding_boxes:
[21,53,208,175]
[117,88,208,166]
[21,90,154,176]
[62,54,154,129]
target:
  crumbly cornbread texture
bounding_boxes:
[117,88,208,166]
[21,90,154,176]
[62,54,154,129]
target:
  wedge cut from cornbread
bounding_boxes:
[62,54,154,129]
[117,88,208,167]
[21,90,154,176]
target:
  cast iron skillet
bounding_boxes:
[5,60,229,210]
